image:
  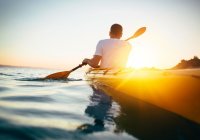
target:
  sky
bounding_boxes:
[0,0,200,69]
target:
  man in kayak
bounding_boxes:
[82,24,132,69]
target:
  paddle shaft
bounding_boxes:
[125,37,133,41]
[70,63,86,72]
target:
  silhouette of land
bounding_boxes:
[172,56,200,69]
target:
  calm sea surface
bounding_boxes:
[0,66,200,140]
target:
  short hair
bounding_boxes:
[110,24,123,36]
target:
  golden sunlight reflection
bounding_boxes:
[0,112,82,130]
[127,43,157,68]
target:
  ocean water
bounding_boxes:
[0,66,200,140]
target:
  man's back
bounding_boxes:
[95,38,132,68]
[82,24,132,69]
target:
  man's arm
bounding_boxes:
[82,55,101,68]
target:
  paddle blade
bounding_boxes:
[133,27,146,38]
[45,71,70,79]
[126,27,146,41]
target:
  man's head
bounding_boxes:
[109,24,123,39]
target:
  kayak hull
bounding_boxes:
[86,68,200,124]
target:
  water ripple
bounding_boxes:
[0,106,88,121]
[0,96,53,103]
[0,86,10,92]
[15,77,83,82]
[0,73,13,76]
[0,117,83,140]
[15,78,45,82]
[18,84,48,87]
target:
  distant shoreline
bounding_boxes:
[0,64,52,70]
[172,56,200,70]
[1,56,200,70]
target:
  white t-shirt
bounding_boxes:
[94,39,132,68]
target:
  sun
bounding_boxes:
[127,43,156,69]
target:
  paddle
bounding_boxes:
[45,27,146,79]
[45,63,86,79]
[125,27,146,41]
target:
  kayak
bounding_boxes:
[86,68,200,124]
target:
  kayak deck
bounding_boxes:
[86,68,200,124]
